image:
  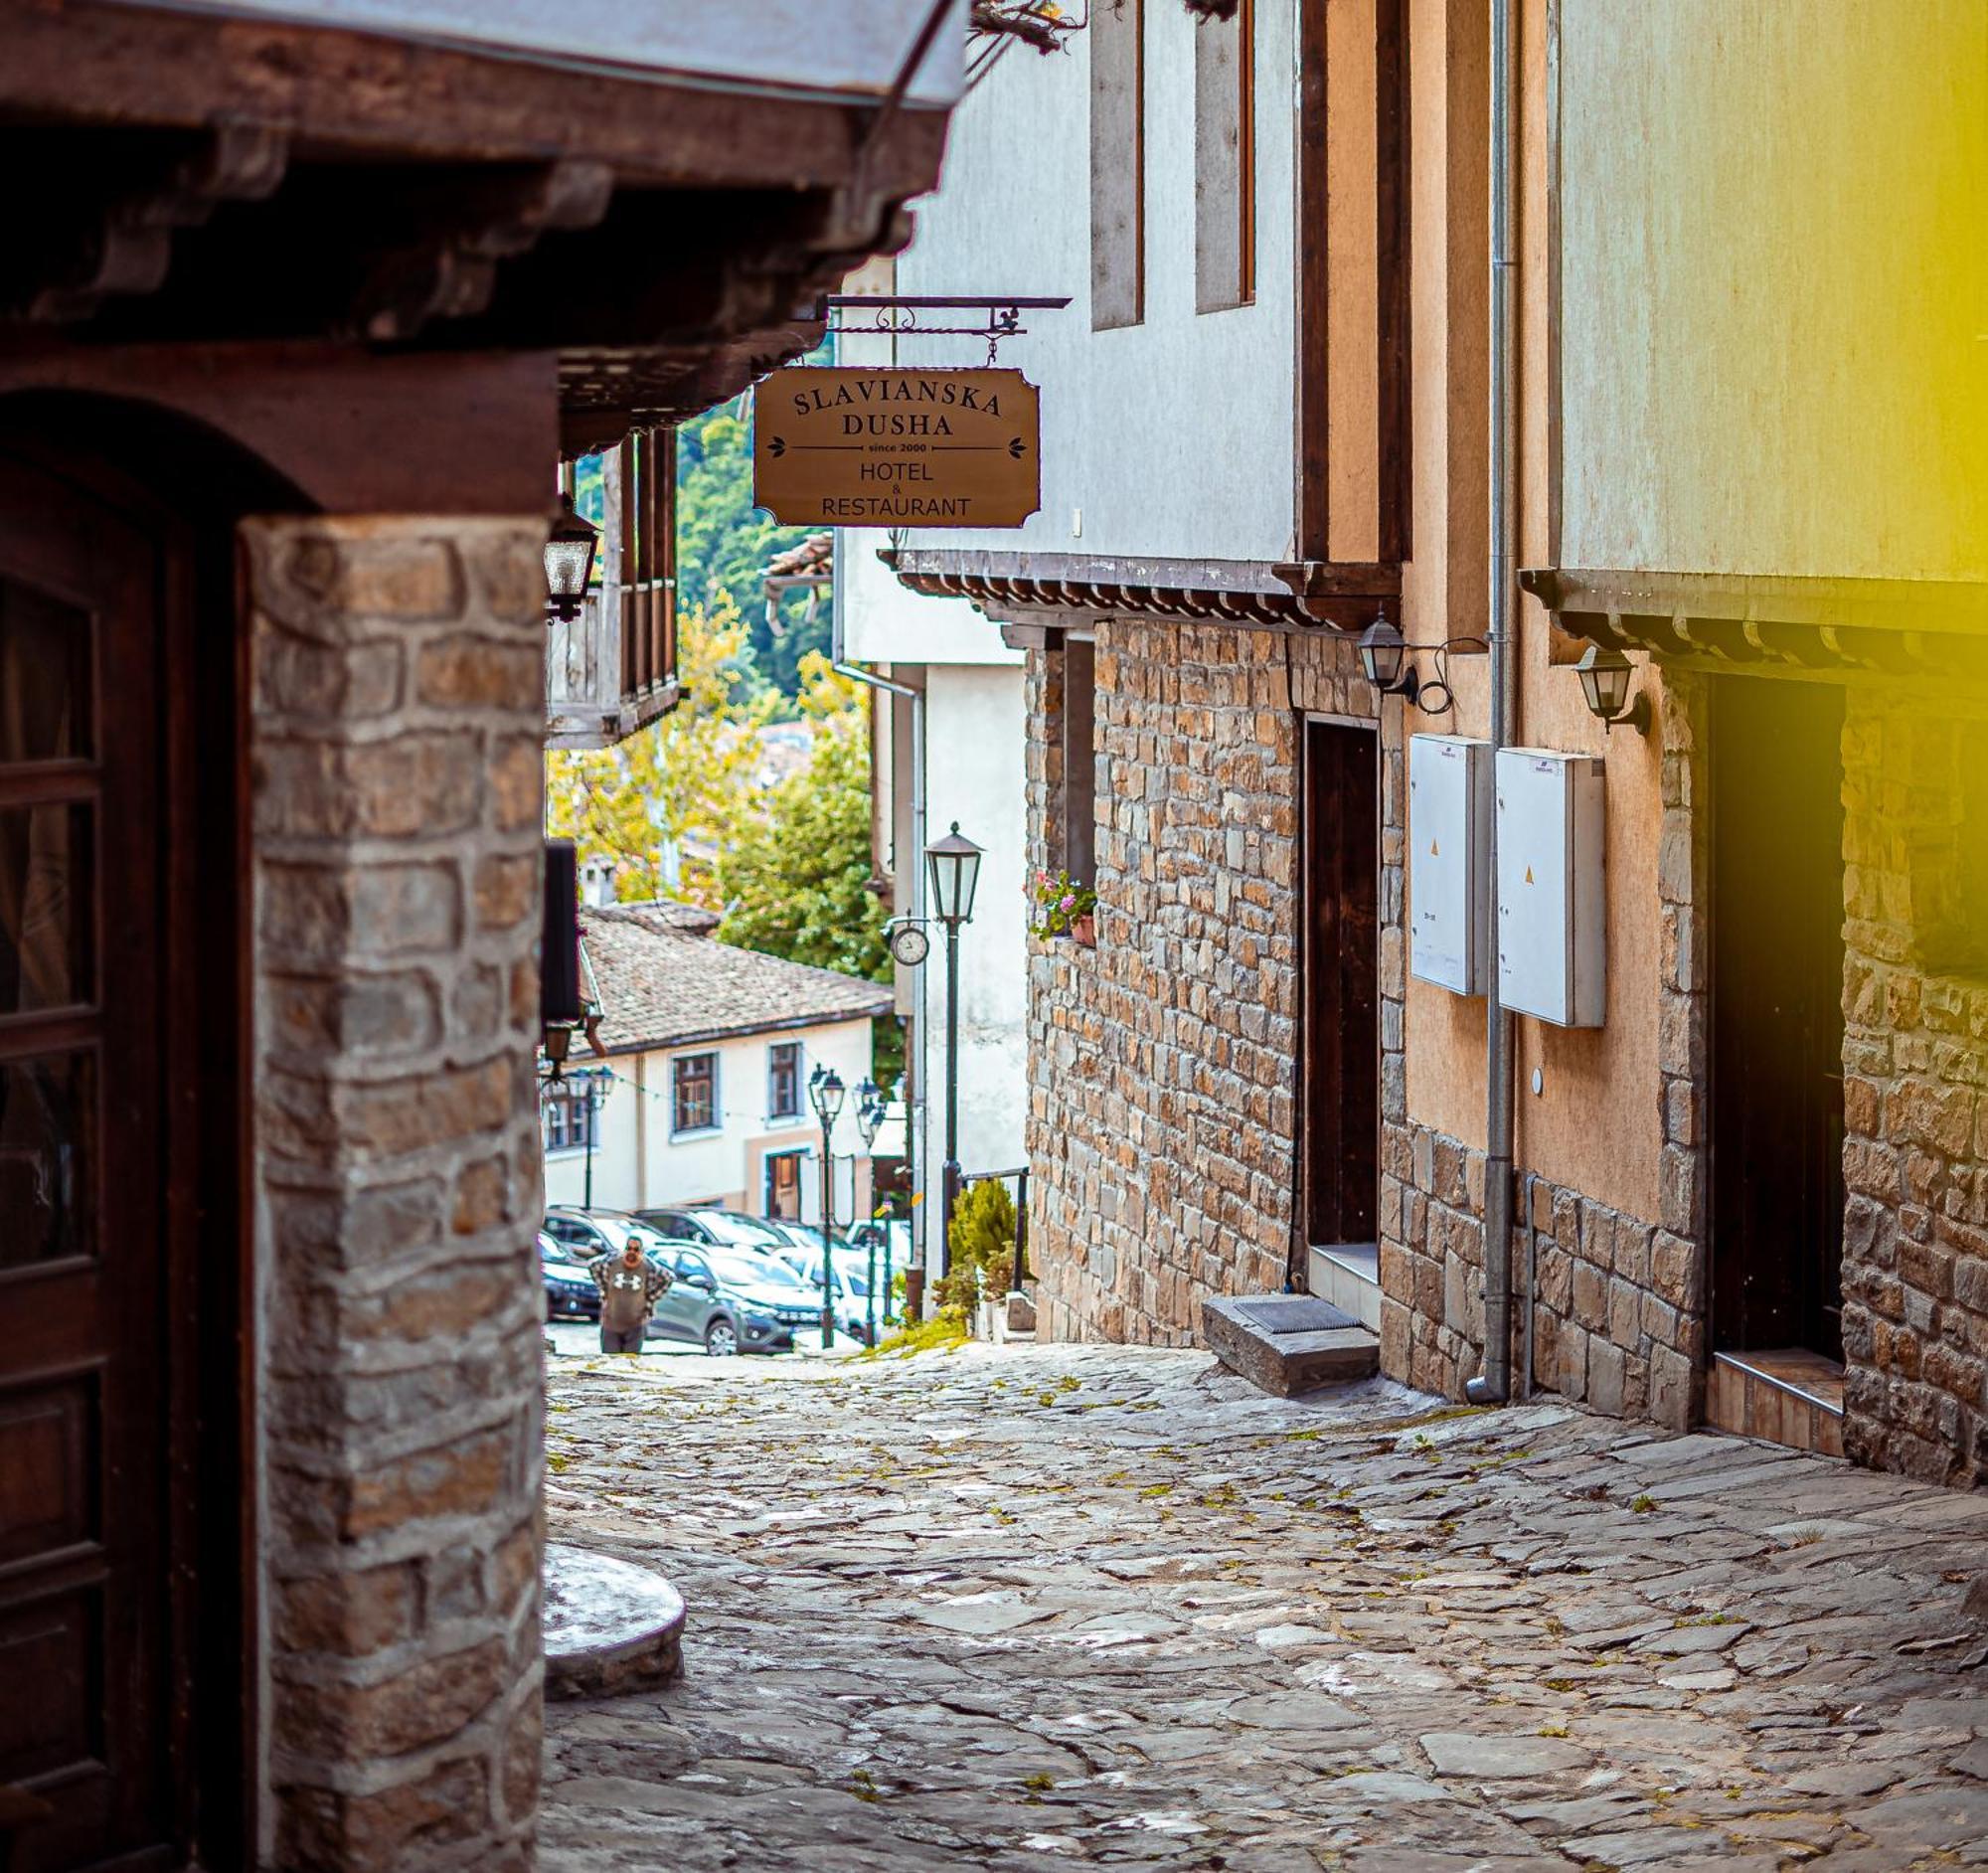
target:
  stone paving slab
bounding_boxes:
[540,1342,1988,1871]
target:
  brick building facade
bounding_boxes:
[893,2,1988,1499]
[1024,621,1377,1345]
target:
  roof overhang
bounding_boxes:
[885,548,1399,634]
[1524,566,1988,685]
[0,0,957,451]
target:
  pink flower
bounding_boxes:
[1059,893,1076,911]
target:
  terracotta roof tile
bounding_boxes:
[580,904,891,1055]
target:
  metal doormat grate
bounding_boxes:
[1232,1296,1358,1334]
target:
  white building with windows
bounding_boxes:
[541,901,893,1222]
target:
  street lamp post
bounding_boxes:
[924,822,983,1262]
[808,1066,846,1347]
[854,1078,883,1345]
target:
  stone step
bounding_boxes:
[1200,1293,1380,1398]
[545,1542,686,1699]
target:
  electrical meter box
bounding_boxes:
[1408,734,1492,996]
[1495,746,1607,1027]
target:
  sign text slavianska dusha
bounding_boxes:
[751,366,1042,528]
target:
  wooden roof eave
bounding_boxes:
[0,0,951,451]
[885,547,1401,634]
[1523,565,1988,688]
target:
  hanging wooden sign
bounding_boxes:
[752,367,1042,528]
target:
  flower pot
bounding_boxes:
[1074,913,1096,947]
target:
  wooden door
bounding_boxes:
[1710,676,1846,1358]
[765,1152,802,1222]
[0,455,179,1869]
[1300,719,1381,1258]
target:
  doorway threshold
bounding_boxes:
[1707,1348,1844,1457]
[1308,1243,1380,1330]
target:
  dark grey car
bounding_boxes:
[648,1244,818,1356]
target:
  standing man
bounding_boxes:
[589,1237,672,1354]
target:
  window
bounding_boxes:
[542,1084,596,1155]
[673,1051,718,1134]
[767,1042,801,1119]
[1089,0,1144,330]
[1063,637,1097,887]
[1194,0,1254,312]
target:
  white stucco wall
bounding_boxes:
[914,663,1032,1215]
[541,1015,879,1220]
[1559,0,1988,582]
[883,0,1296,563]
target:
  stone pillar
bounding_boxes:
[245,517,549,1870]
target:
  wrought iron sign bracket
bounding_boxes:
[817,294,1073,364]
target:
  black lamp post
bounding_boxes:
[854,1078,884,1345]
[544,492,599,625]
[808,1065,846,1346]
[924,821,983,1263]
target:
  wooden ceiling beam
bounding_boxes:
[2,121,288,323]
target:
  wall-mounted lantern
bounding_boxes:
[1574,643,1652,737]
[544,493,599,625]
[1357,613,1420,705]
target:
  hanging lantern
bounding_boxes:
[544,492,598,625]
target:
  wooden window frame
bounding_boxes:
[672,1049,719,1136]
[1089,0,1145,331]
[1062,636,1097,887]
[1194,0,1255,314]
[767,1040,802,1120]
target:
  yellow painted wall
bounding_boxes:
[1560,0,1988,581]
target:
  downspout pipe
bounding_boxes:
[1466,0,1521,1407]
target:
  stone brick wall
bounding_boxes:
[1378,674,1709,1432]
[1025,617,1372,1343]
[246,518,549,1870]
[1840,691,1988,1485]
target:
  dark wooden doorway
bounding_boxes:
[1300,718,1380,1261]
[1710,676,1846,1359]
[0,408,258,1872]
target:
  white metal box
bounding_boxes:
[1495,747,1607,1027]
[1408,734,1492,996]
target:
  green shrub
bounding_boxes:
[934,1177,1018,1312]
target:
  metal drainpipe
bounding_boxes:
[1466,0,1521,1408]
[832,660,928,1261]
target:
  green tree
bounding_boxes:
[675,392,831,703]
[546,596,774,907]
[716,655,904,1088]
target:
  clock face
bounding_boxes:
[888,921,931,967]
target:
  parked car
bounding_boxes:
[650,1244,819,1356]
[634,1207,789,1259]
[540,1232,600,1321]
[543,1206,673,1270]
[760,1219,861,1261]
[762,1228,880,1344]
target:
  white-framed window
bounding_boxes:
[767,1040,802,1120]
[672,1051,719,1135]
[543,1084,596,1155]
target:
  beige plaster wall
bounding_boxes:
[1400,0,1666,1227]
[1559,0,1988,582]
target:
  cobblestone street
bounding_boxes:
[541,1343,1988,1871]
